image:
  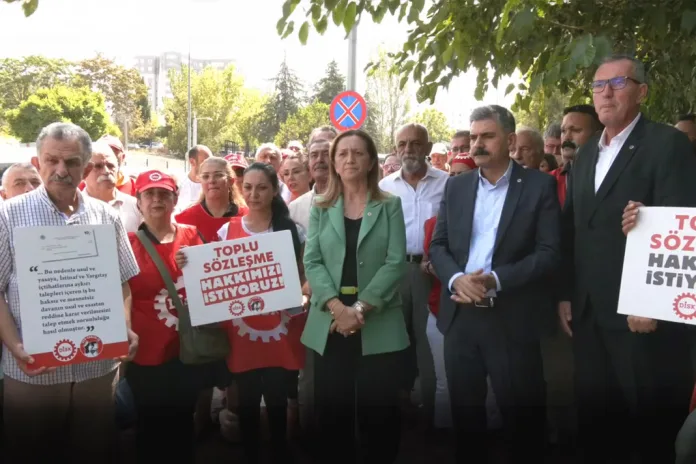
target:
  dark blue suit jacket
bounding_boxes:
[429,161,562,339]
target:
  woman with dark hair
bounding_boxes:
[214,162,306,463]
[302,129,408,463]
[539,153,559,173]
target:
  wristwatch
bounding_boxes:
[353,301,366,315]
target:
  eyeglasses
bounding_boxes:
[591,76,642,93]
[92,162,117,171]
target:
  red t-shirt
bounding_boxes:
[128,224,204,366]
[175,203,248,243]
[424,216,442,316]
[223,216,306,373]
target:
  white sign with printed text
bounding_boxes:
[618,207,696,325]
[14,224,129,367]
[182,230,302,326]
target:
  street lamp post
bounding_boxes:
[192,113,213,147]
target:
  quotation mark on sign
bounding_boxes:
[29,266,39,272]
[85,326,95,332]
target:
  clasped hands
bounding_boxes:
[327,299,364,337]
[451,269,497,304]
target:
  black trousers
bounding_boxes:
[235,367,290,463]
[573,305,693,464]
[314,332,403,464]
[126,359,203,463]
[444,306,547,464]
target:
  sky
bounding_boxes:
[0,0,520,131]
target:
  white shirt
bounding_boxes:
[280,181,292,204]
[379,166,449,254]
[595,113,641,192]
[176,175,203,212]
[288,186,318,231]
[83,188,142,233]
[0,186,139,385]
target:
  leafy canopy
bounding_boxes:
[277,0,696,122]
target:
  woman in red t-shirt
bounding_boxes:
[175,157,248,243]
[177,162,306,463]
[125,169,206,463]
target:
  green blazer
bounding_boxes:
[301,193,409,356]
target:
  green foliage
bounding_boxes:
[313,60,346,105]
[364,48,410,152]
[515,87,574,131]
[5,85,119,143]
[2,0,39,16]
[412,108,453,142]
[257,59,306,142]
[274,100,331,147]
[163,65,264,156]
[277,0,696,122]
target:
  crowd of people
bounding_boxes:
[1,52,696,464]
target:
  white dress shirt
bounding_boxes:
[594,113,641,192]
[83,188,142,233]
[379,166,449,255]
[288,186,317,231]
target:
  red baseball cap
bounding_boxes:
[98,135,124,155]
[224,153,248,170]
[450,152,477,170]
[135,170,178,194]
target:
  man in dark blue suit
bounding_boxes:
[430,105,562,463]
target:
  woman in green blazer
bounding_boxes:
[302,129,408,464]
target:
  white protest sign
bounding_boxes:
[618,207,696,324]
[182,230,302,326]
[14,225,129,367]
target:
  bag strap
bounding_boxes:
[136,230,187,315]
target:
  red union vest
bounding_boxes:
[223,216,305,373]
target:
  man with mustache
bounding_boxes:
[511,127,545,169]
[560,55,696,463]
[0,122,140,463]
[430,105,561,462]
[544,123,563,168]
[288,127,336,437]
[82,141,141,233]
[379,123,448,427]
[551,105,603,207]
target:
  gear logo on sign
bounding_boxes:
[80,335,103,358]
[247,296,265,313]
[149,172,162,181]
[229,300,244,317]
[53,339,77,362]
[673,293,696,320]
[153,275,185,329]
[232,311,290,343]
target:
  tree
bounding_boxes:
[277,0,696,122]
[515,88,572,131]
[5,85,119,142]
[163,65,254,156]
[313,60,345,105]
[235,89,268,150]
[2,0,39,16]
[74,54,150,136]
[364,48,410,153]
[274,101,331,147]
[412,108,454,142]
[258,58,305,142]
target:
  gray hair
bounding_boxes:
[394,123,430,143]
[36,122,92,164]
[453,130,471,139]
[544,123,562,139]
[255,143,280,159]
[1,162,38,189]
[600,54,647,84]
[308,126,338,146]
[470,105,516,135]
[517,127,545,154]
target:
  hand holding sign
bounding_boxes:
[622,201,645,236]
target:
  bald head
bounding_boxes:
[187,145,212,176]
[395,123,431,175]
[1,163,41,199]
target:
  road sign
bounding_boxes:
[330,91,367,132]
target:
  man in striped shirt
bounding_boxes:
[0,122,140,462]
